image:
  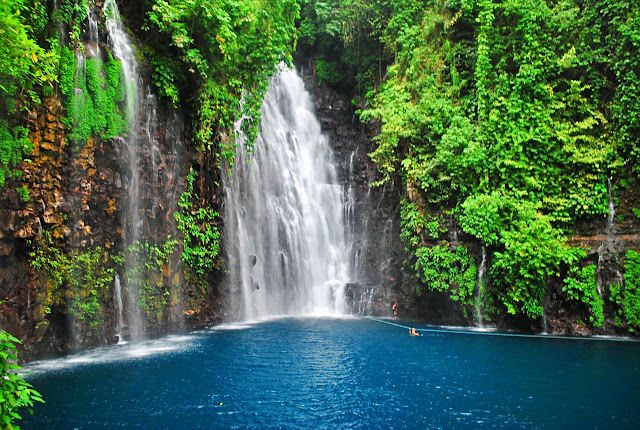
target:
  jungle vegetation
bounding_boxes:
[298,0,640,327]
[1,0,640,334]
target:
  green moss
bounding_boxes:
[59,48,128,145]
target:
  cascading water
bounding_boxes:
[225,68,350,320]
[475,246,487,327]
[104,0,144,338]
[597,178,624,300]
[113,273,124,341]
[85,6,100,57]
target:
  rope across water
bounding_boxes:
[360,315,637,342]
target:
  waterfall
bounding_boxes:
[597,178,623,300]
[85,6,100,58]
[104,0,137,124]
[104,0,144,338]
[113,273,124,342]
[225,68,351,320]
[475,246,487,327]
[345,150,367,280]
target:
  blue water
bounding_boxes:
[21,318,640,429]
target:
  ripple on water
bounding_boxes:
[20,318,640,430]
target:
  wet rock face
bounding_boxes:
[296,61,407,318]
[296,60,640,337]
[0,95,126,358]
[0,86,197,359]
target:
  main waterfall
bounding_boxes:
[225,68,350,319]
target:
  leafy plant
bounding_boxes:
[126,237,178,323]
[67,248,118,329]
[562,265,603,327]
[174,169,220,277]
[58,47,128,145]
[623,250,640,329]
[0,0,58,191]
[145,0,300,163]
[0,330,44,428]
[29,229,69,327]
[414,243,477,316]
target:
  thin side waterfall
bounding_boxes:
[476,246,487,327]
[85,6,100,58]
[597,178,623,299]
[104,0,144,338]
[225,68,350,320]
[345,150,367,280]
[113,273,124,341]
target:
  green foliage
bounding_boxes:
[145,0,300,160]
[15,185,29,202]
[459,192,587,318]
[0,330,44,428]
[489,207,584,318]
[562,265,603,327]
[459,192,517,246]
[58,47,128,145]
[56,0,88,47]
[298,0,393,95]
[126,237,178,323]
[400,198,446,247]
[315,59,342,87]
[0,0,58,94]
[29,231,123,332]
[608,281,624,327]
[67,248,118,328]
[623,250,640,328]
[174,169,220,277]
[345,0,640,321]
[414,244,477,316]
[0,123,32,188]
[0,0,58,192]
[29,229,69,324]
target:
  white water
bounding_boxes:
[225,68,350,320]
[597,178,624,299]
[104,0,144,338]
[476,245,487,327]
[85,6,100,58]
[113,273,124,340]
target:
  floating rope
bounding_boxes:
[360,315,638,343]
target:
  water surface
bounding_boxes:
[22,318,640,429]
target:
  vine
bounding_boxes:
[126,237,179,323]
[623,250,640,330]
[145,0,300,163]
[414,244,477,317]
[174,169,220,278]
[28,229,69,328]
[67,247,118,329]
[562,265,603,327]
[30,231,124,333]
[608,281,624,327]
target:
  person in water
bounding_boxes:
[409,328,420,336]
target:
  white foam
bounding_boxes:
[23,334,197,375]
